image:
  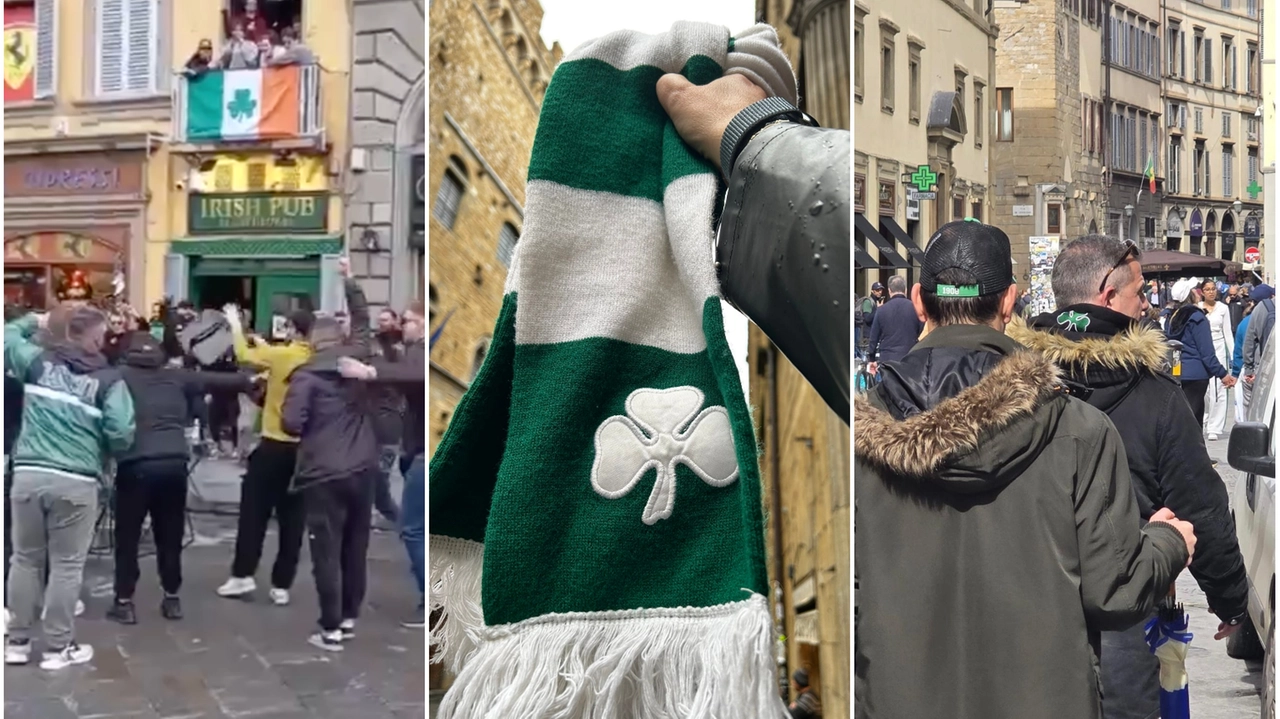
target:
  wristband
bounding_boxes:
[718,96,817,180]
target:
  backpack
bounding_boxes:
[857,296,877,329]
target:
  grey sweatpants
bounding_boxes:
[7,469,98,648]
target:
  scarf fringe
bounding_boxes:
[437,593,787,719]
[428,534,484,673]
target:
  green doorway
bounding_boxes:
[188,258,320,337]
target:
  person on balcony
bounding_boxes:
[268,28,315,67]
[225,0,270,43]
[256,34,284,67]
[184,39,215,77]
[218,24,260,71]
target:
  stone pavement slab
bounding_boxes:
[6,459,425,719]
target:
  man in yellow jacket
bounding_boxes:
[215,304,312,606]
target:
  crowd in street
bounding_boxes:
[854,222,1273,718]
[2,258,425,671]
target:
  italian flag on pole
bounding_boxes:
[428,21,797,719]
[185,67,300,141]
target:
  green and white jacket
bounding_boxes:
[4,316,135,482]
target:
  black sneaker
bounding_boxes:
[105,600,137,625]
[401,605,425,629]
[160,596,182,621]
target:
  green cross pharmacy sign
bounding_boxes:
[907,166,938,201]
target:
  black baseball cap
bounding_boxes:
[920,220,1014,298]
[871,282,885,291]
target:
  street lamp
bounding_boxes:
[1233,199,1243,215]
[1123,204,1134,243]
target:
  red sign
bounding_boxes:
[1244,246,1261,263]
[4,3,35,103]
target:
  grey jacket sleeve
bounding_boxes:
[1242,303,1265,376]
[717,122,850,423]
[1076,416,1188,631]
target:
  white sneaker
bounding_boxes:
[75,600,84,617]
[5,639,31,665]
[269,588,290,606]
[308,630,344,652]
[217,577,257,598]
[339,619,355,640]
[1208,434,1221,441]
[40,642,93,670]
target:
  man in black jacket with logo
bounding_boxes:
[1010,235,1249,719]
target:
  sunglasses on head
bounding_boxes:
[1099,239,1139,294]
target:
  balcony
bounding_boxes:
[171,65,324,151]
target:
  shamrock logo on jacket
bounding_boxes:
[591,386,739,525]
[1057,310,1091,332]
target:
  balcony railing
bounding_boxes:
[172,65,323,144]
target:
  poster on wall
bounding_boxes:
[1028,236,1060,316]
[3,3,35,103]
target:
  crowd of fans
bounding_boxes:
[3,258,426,669]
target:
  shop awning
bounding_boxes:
[855,214,909,269]
[880,216,925,265]
[169,236,344,256]
[854,245,878,270]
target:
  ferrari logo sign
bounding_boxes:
[3,4,34,103]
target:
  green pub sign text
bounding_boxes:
[189,192,328,234]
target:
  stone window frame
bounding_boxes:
[907,36,924,124]
[996,87,1013,142]
[80,0,173,108]
[879,18,899,116]
[973,79,985,148]
[854,5,866,104]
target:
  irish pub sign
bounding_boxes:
[189,192,328,234]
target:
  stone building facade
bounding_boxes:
[426,0,558,695]
[349,0,427,314]
[1103,0,1163,251]
[855,0,997,296]
[754,2,850,717]
[1161,0,1263,263]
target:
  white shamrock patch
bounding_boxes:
[590,386,739,525]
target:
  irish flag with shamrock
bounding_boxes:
[429,21,797,719]
[184,67,302,141]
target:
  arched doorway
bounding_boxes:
[1165,208,1184,252]
[1220,212,1236,260]
[1205,210,1218,258]
[395,74,426,308]
[4,232,121,309]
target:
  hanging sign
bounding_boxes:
[188,192,329,234]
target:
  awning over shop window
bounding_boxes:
[880,216,926,265]
[854,245,878,270]
[855,214,909,269]
[169,236,344,257]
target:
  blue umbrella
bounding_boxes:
[1145,599,1193,719]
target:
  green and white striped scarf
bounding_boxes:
[430,22,797,718]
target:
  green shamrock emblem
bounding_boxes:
[1057,310,1091,332]
[227,88,257,121]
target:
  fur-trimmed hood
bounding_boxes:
[1005,316,1169,373]
[855,325,1067,488]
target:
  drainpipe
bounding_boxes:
[1103,0,1114,199]
[767,342,786,690]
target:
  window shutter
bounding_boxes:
[432,173,464,229]
[1205,38,1212,85]
[125,0,155,92]
[97,0,125,94]
[34,0,56,98]
[497,223,519,267]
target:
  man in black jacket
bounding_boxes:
[1009,234,1249,719]
[281,270,380,651]
[338,299,426,627]
[106,331,252,624]
[865,275,923,375]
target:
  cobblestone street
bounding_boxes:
[5,458,425,719]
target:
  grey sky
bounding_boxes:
[536,0,756,54]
